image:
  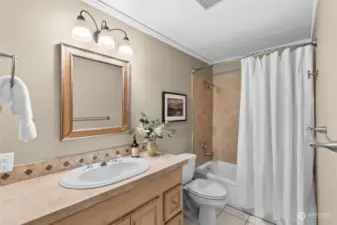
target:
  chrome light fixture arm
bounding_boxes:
[109,28,130,41]
[307,126,337,152]
[79,10,99,32]
[73,10,134,55]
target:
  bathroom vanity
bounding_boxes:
[0,153,187,225]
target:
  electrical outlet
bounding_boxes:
[0,153,14,173]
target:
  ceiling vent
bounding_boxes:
[196,0,223,10]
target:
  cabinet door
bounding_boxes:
[131,198,161,225]
[166,213,183,225]
[109,216,131,225]
[164,185,183,222]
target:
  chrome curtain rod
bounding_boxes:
[192,41,317,73]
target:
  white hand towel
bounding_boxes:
[0,76,37,141]
[0,76,12,105]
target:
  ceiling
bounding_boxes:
[84,0,315,64]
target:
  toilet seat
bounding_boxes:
[185,179,227,200]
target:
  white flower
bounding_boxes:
[137,127,146,136]
[154,126,164,136]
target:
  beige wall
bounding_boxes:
[316,0,337,224]
[0,0,206,164]
[212,62,241,164]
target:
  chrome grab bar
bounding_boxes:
[307,126,337,152]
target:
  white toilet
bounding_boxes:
[180,153,228,225]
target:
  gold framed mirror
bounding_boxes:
[60,43,130,140]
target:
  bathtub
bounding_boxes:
[196,161,239,208]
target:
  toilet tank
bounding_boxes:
[179,153,196,184]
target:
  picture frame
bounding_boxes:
[162,92,187,122]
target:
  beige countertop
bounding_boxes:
[0,152,188,225]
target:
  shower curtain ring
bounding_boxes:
[308,70,319,79]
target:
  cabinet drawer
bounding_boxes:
[164,185,183,222]
[166,213,183,225]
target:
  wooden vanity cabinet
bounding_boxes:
[131,198,161,225]
[164,185,183,221]
[111,198,161,225]
[52,168,183,225]
[111,216,131,225]
[166,213,184,225]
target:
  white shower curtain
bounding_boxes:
[237,45,316,225]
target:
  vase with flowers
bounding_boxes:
[128,112,176,156]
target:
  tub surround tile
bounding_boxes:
[213,71,241,164]
[193,72,213,116]
[224,206,249,221]
[193,114,213,166]
[0,143,146,186]
[193,71,213,166]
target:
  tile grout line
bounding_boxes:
[224,205,250,222]
[218,205,226,216]
[231,206,276,225]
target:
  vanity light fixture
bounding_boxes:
[72,10,133,56]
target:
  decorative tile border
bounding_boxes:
[0,143,146,186]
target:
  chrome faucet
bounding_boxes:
[82,161,93,170]
[100,154,121,167]
[202,142,213,156]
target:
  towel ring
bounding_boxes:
[0,52,17,88]
[10,56,16,88]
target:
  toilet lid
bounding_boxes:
[185,179,227,200]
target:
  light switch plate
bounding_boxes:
[0,153,14,173]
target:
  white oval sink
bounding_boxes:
[59,158,150,189]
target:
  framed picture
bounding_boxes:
[162,92,187,122]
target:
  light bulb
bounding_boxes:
[72,18,92,42]
[98,29,115,49]
[118,40,134,56]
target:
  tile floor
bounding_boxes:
[184,206,275,225]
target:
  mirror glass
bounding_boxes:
[61,44,130,140]
[72,56,123,130]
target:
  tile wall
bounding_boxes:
[212,62,241,164]
[192,68,213,166]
